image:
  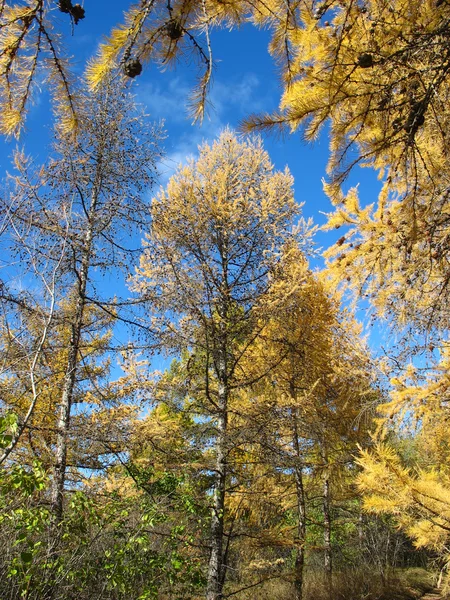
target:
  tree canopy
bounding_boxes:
[1,1,450,598]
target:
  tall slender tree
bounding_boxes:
[133,130,307,599]
[0,80,163,523]
[242,245,375,599]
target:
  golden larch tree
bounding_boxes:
[133,130,308,600]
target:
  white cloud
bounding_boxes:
[138,71,266,185]
[137,72,262,124]
[136,77,192,123]
[210,73,262,113]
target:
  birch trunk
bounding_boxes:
[292,411,306,600]
[206,369,228,600]
[50,193,97,523]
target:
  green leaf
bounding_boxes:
[20,552,33,564]
[1,434,13,447]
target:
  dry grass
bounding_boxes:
[235,567,436,600]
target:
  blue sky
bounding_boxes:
[0,4,382,237]
[0,4,386,360]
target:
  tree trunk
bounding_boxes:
[50,193,97,523]
[322,449,332,595]
[50,295,85,523]
[206,367,228,600]
[292,410,306,600]
[358,507,365,556]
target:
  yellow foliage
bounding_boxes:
[0,2,79,137]
[225,244,376,556]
